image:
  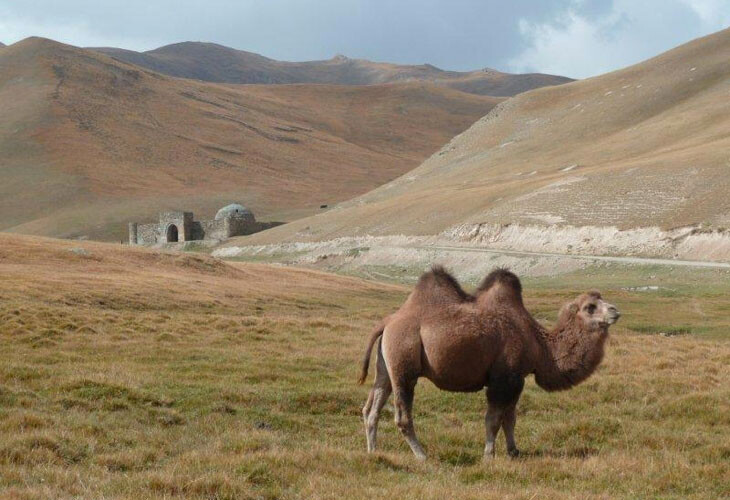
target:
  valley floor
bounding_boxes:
[0,234,728,499]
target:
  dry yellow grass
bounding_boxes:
[0,234,728,499]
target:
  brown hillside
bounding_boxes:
[238,27,730,245]
[0,37,500,241]
[93,42,573,96]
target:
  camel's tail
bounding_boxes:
[357,322,385,385]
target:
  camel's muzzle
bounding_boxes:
[606,305,621,324]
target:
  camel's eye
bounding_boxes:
[586,304,597,314]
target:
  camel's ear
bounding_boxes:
[558,302,578,325]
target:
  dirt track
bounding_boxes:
[410,244,730,269]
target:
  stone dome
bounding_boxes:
[215,203,253,220]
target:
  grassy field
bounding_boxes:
[1,234,728,499]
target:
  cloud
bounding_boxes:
[0,1,588,71]
[682,0,730,24]
[1,1,727,77]
[509,0,730,79]
[0,7,153,50]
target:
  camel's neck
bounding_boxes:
[532,320,609,392]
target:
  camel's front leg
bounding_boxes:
[483,402,504,459]
[502,403,520,458]
[484,374,524,460]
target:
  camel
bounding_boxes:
[358,267,620,460]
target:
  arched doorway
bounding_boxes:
[166,224,179,243]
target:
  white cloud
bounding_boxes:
[681,0,730,24]
[0,4,171,50]
[509,0,730,79]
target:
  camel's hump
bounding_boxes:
[477,268,522,296]
[410,265,474,304]
[475,268,524,307]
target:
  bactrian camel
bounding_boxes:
[358,267,620,460]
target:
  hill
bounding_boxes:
[1,232,728,499]
[0,37,500,241]
[92,41,573,96]
[236,27,730,257]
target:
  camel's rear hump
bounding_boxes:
[408,265,474,306]
[477,268,524,307]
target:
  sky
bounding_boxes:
[1,0,728,79]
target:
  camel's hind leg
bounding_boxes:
[392,379,426,460]
[363,339,392,453]
[380,322,426,459]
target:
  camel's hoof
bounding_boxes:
[508,448,520,459]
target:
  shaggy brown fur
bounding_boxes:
[359,267,620,460]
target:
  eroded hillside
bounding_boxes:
[235,28,730,252]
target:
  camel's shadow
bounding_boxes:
[517,446,599,460]
[436,446,599,466]
[369,446,600,467]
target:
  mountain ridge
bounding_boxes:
[91,40,573,96]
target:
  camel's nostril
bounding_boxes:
[605,306,620,324]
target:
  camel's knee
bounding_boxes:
[394,409,413,433]
[366,412,380,432]
[362,393,374,422]
[396,421,413,435]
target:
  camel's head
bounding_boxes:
[560,291,620,330]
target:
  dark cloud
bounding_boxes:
[0,0,727,76]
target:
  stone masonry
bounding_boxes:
[128,203,262,246]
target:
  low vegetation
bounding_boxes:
[1,234,728,499]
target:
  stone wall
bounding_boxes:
[130,209,265,246]
[137,223,160,245]
[159,211,193,241]
[227,216,258,237]
[191,220,228,241]
[128,223,138,245]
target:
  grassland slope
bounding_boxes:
[238,27,730,246]
[0,37,499,241]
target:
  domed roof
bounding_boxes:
[215,203,252,220]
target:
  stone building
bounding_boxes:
[128,203,261,246]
